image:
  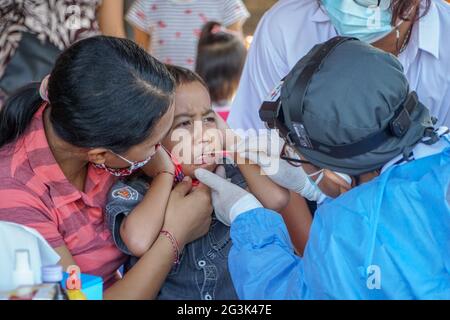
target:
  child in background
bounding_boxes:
[105,65,289,300]
[196,21,247,121]
[126,0,249,70]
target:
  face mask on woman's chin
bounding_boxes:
[93,148,157,177]
[321,0,399,43]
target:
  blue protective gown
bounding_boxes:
[229,148,450,299]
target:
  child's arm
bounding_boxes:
[234,154,290,211]
[98,0,126,38]
[125,0,152,51]
[118,147,175,257]
[279,192,312,256]
[133,27,151,52]
[119,172,173,257]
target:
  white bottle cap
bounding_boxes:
[41,265,63,283]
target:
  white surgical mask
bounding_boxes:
[321,0,396,43]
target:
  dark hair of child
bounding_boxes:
[165,64,208,90]
[195,21,247,104]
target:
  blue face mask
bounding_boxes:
[321,0,395,43]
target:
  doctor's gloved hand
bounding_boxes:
[235,132,323,201]
[194,166,263,226]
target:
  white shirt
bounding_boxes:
[228,0,450,131]
[126,0,249,70]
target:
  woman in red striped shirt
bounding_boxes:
[0,36,213,299]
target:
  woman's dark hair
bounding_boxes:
[195,21,247,103]
[390,0,430,25]
[165,64,208,89]
[0,36,175,153]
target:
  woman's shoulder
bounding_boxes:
[259,0,323,29]
[0,174,54,232]
[253,0,331,62]
[0,141,51,205]
[0,140,27,180]
[0,175,45,209]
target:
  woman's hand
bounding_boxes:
[162,177,213,249]
[142,146,175,177]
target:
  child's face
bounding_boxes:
[162,81,222,177]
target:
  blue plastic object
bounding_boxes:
[61,272,103,300]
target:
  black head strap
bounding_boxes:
[289,91,419,158]
[283,36,357,146]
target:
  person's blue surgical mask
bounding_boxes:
[321,0,395,43]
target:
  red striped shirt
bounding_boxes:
[0,103,127,288]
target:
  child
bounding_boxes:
[105,65,289,300]
[196,21,247,121]
[126,0,249,70]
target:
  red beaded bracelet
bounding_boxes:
[160,230,181,265]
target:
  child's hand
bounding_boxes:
[142,146,176,178]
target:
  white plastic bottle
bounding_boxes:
[12,249,34,288]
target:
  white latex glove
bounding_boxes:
[194,166,263,226]
[234,130,284,175]
[235,131,326,201]
[264,159,330,202]
[236,132,354,202]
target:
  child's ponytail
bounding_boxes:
[196,21,247,104]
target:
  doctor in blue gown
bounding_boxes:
[195,38,450,299]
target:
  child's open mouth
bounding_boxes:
[196,153,217,165]
[195,151,228,165]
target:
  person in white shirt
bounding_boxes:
[228,0,450,131]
